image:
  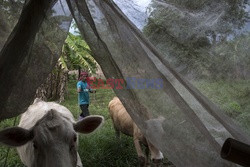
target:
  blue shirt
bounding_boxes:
[77,81,91,105]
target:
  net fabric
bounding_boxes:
[144,0,250,138]
[0,0,25,51]
[67,0,250,166]
[143,0,250,80]
[0,0,72,120]
[0,0,249,166]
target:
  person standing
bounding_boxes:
[77,71,96,119]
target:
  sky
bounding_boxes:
[113,0,151,29]
[133,0,151,11]
[70,0,152,33]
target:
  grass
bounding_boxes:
[0,79,138,167]
[192,79,250,134]
[0,117,24,167]
[0,79,249,166]
[62,79,138,167]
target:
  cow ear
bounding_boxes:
[0,127,34,147]
[74,115,104,134]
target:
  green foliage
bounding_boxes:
[1,79,249,166]
[211,33,250,79]
[62,80,139,167]
[229,101,241,113]
[0,0,25,27]
[193,79,250,134]
[0,79,138,166]
[146,0,249,38]
[60,33,97,73]
[143,0,250,79]
[237,112,250,134]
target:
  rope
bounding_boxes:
[3,117,18,167]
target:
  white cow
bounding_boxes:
[0,99,104,167]
[108,97,164,167]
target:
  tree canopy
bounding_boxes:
[143,0,250,79]
[60,32,97,74]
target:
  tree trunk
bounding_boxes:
[35,63,68,102]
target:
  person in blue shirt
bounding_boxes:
[77,71,96,119]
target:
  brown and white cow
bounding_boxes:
[0,99,104,167]
[108,97,163,166]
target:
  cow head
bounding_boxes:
[0,109,104,167]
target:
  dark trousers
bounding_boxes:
[80,104,89,118]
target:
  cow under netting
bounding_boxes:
[0,0,250,166]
